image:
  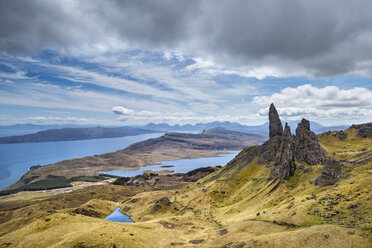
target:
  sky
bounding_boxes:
[1,0,372,126]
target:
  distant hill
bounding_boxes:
[142,121,348,136]
[0,126,156,144]
[0,123,94,137]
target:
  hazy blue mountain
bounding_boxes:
[0,120,348,142]
[0,126,156,144]
[142,121,348,136]
[0,124,94,137]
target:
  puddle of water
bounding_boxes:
[104,207,134,223]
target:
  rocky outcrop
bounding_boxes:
[294,118,327,165]
[70,208,101,218]
[221,104,341,184]
[269,103,283,138]
[269,123,296,180]
[258,136,282,164]
[350,122,372,138]
[258,104,337,182]
[152,197,171,213]
[314,159,342,186]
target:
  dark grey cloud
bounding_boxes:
[1,0,372,77]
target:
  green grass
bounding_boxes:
[186,166,216,176]
[70,175,109,182]
[0,175,114,196]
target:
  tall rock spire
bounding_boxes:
[269,103,283,138]
[294,118,327,165]
[269,123,296,180]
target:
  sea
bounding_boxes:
[0,133,163,190]
[100,151,240,177]
[0,132,241,190]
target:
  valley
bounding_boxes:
[2,128,264,194]
[0,105,370,247]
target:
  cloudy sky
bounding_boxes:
[1,0,372,126]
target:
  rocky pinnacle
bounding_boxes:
[269,103,283,138]
[270,123,296,180]
[264,107,332,181]
[295,118,327,165]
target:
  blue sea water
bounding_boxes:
[104,207,134,223]
[0,133,163,190]
[100,150,240,177]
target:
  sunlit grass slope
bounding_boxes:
[0,127,371,247]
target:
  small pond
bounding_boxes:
[99,150,240,177]
[104,207,134,223]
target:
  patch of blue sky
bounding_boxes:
[0,104,70,117]
[0,62,18,74]
[34,50,101,70]
[318,74,372,90]
[170,58,196,70]
[0,103,115,121]
[0,82,22,94]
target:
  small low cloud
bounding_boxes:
[112,106,135,115]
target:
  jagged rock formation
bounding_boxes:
[262,104,329,180]
[294,118,327,165]
[269,103,283,138]
[221,104,341,183]
[256,104,336,182]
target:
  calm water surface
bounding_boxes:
[104,207,134,223]
[0,133,163,190]
[100,150,240,177]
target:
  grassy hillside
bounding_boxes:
[0,126,371,247]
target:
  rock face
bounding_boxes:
[220,104,342,185]
[269,123,296,180]
[294,118,327,165]
[256,104,337,182]
[350,122,372,138]
[314,159,341,186]
[269,103,283,138]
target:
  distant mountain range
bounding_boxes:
[0,120,348,144]
[141,121,349,136]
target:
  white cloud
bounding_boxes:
[259,106,372,119]
[253,84,372,108]
[0,70,32,80]
[111,105,262,125]
[112,106,134,115]
[255,84,372,121]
